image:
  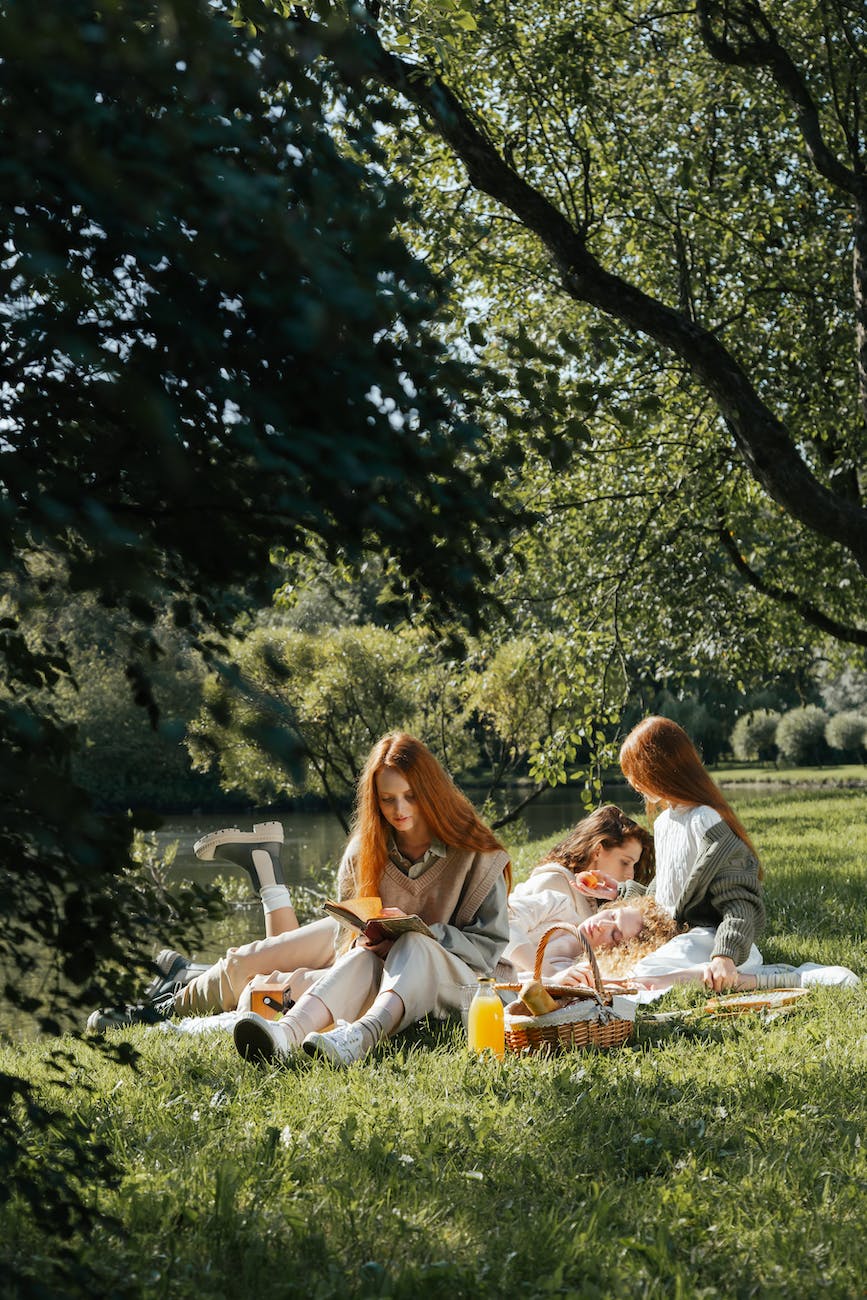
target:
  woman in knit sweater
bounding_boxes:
[583,716,765,993]
[232,732,511,1068]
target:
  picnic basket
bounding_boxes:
[499,923,634,1055]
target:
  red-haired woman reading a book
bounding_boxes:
[87,733,509,1038]
[228,731,511,1066]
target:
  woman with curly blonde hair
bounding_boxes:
[588,898,682,979]
[501,893,680,986]
[558,897,858,994]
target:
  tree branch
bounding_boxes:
[490,779,550,830]
[718,526,867,646]
[343,21,867,575]
[696,0,859,195]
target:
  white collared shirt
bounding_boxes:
[387,836,448,880]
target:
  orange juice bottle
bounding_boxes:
[467,976,505,1060]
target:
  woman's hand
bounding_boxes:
[356,906,406,956]
[358,936,395,957]
[573,870,619,900]
[702,956,739,992]
[559,962,595,988]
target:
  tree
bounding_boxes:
[465,632,622,821]
[0,1,514,1286]
[282,0,867,658]
[189,623,473,827]
[1,0,519,1015]
[189,622,624,829]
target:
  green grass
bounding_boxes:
[711,762,867,787]
[2,787,866,1299]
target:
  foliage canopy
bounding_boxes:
[282,0,867,669]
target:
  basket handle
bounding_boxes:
[533,923,604,996]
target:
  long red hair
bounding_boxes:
[619,716,759,865]
[352,732,509,895]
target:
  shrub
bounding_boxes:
[825,711,867,760]
[775,705,830,765]
[731,709,781,762]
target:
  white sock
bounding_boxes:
[279,994,331,1046]
[260,884,293,914]
[356,992,404,1053]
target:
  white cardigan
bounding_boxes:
[503,862,596,978]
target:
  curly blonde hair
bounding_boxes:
[592,897,682,978]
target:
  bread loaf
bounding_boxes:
[518,979,559,1016]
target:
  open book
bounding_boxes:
[322,895,434,942]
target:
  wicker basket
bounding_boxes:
[500,923,634,1055]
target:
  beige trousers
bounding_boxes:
[307,932,480,1031]
[172,917,341,1016]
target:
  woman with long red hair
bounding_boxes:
[610,715,765,992]
[233,732,511,1067]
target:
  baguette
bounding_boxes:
[517,979,559,1016]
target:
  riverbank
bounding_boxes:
[711,761,867,787]
[2,786,865,1297]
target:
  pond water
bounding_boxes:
[155,783,645,895]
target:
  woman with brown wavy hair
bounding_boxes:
[501,804,654,979]
[232,731,511,1067]
[519,804,654,897]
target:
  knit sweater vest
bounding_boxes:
[339,840,509,929]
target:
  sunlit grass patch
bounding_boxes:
[2,787,866,1297]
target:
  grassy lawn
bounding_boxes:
[710,762,867,787]
[2,787,866,1298]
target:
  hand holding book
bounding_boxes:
[323,896,434,943]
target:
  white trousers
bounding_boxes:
[172,917,340,1016]
[307,932,480,1031]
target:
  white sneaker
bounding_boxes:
[233,1011,297,1063]
[302,1021,368,1067]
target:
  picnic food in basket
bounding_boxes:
[498,923,634,1054]
[514,979,559,1017]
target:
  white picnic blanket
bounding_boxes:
[155,1010,243,1036]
